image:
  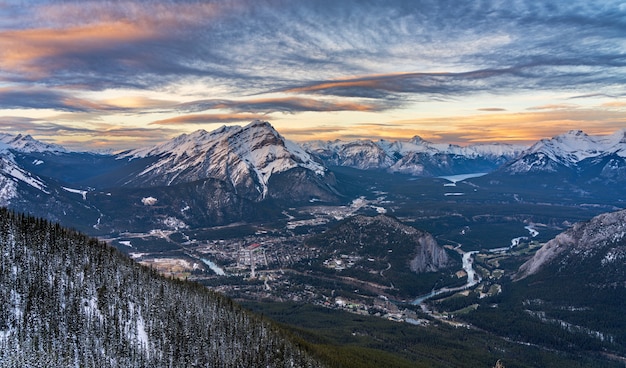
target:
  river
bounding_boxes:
[411,250,480,305]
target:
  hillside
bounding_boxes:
[0,209,323,367]
[462,209,626,359]
[305,215,457,298]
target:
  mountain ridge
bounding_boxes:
[118,120,331,201]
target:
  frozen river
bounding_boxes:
[411,250,480,305]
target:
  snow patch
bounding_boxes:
[200,258,226,276]
[439,172,488,183]
[2,156,49,194]
[141,197,158,206]
[62,186,87,200]
[162,217,187,230]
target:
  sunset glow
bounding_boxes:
[1,1,625,150]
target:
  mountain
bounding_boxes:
[516,208,626,281]
[504,129,626,175]
[510,208,626,352]
[0,133,67,153]
[306,215,456,298]
[0,122,342,233]
[0,209,324,367]
[304,136,525,176]
[118,121,338,202]
[460,208,626,358]
[0,134,110,231]
[0,132,68,205]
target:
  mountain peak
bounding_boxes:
[119,121,328,200]
[0,133,67,153]
[246,119,273,129]
[506,129,626,174]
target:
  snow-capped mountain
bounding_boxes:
[0,134,64,205]
[504,129,626,174]
[0,133,67,153]
[120,121,336,202]
[304,136,525,176]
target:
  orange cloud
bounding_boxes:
[384,108,626,145]
[282,108,626,146]
[150,114,269,125]
[601,100,626,108]
[101,96,179,110]
[179,96,381,113]
[0,22,157,78]
[526,103,579,110]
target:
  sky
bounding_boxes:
[1,0,625,151]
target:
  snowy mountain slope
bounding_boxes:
[303,136,525,175]
[119,121,334,201]
[0,133,69,204]
[0,149,52,206]
[505,129,626,174]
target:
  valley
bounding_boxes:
[98,166,613,332]
[2,126,626,366]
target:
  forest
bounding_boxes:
[0,208,323,367]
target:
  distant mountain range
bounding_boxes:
[303,136,525,176]
[503,129,626,178]
[1,122,625,233]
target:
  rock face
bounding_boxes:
[515,208,626,280]
[408,230,450,273]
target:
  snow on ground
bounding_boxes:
[525,225,539,237]
[141,197,158,206]
[200,258,226,276]
[439,172,488,183]
[62,186,87,200]
[4,160,49,194]
[119,241,132,247]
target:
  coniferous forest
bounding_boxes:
[0,208,323,367]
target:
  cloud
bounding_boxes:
[177,97,385,114]
[283,69,516,99]
[2,1,626,150]
[0,115,180,150]
[526,104,579,111]
[150,113,268,125]
[101,96,179,110]
[478,108,507,112]
[0,87,108,112]
[382,108,626,145]
[601,100,626,108]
